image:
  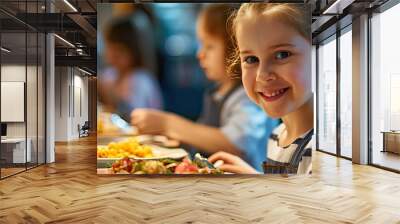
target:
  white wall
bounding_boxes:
[72,73,89,137]
[1,65,35,138]
[54,67,89,141]
[54,66,69,141]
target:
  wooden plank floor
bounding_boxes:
[1,167,26,177]
[0,136,400,224]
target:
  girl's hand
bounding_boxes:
[208,151,259,174]
[131,109,171,135]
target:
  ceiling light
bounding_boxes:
[63,0,78,12]
[54,34,75,48]
[1,47,11,53]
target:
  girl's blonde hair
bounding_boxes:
[228,3,311,77]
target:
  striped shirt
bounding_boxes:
[263,124,313,175]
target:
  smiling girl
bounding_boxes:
[209,3,314,174]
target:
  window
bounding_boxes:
[370,2,400,171]
[317,35,337,154]
[339,27,352,158]
[0,1,47,179]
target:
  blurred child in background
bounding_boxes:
[99,16,163,121]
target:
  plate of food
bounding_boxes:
[97,137,187,166]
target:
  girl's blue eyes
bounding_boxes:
[275,51,291,60]
[243,51,291,65]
